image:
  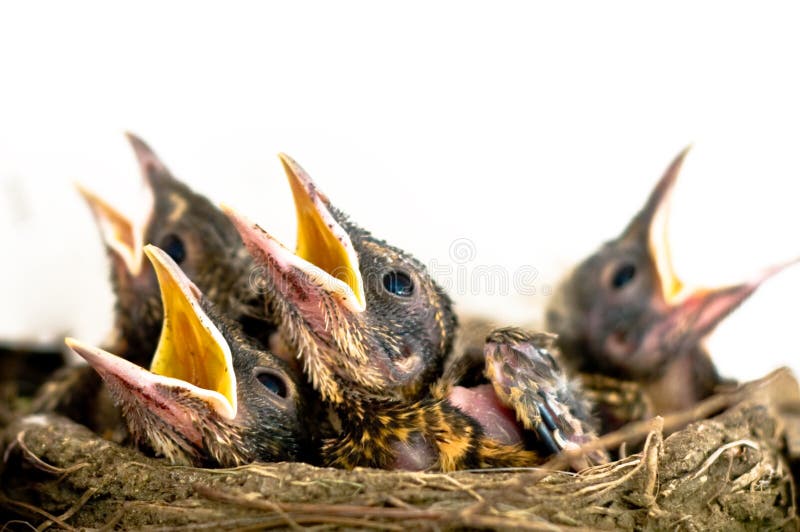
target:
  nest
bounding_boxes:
[1,369,799,531]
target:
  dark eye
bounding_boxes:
[611,263,636,289]
[383,271,414,297]
[160,234,186,264]
[256,370,288,398]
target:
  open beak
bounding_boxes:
[280,153,366,310]
[77,184,146,275]
[125,131,176,190]
[75,132,164,276]
[624,146,799,349]
[646,258,799,352]
[65,244,237,440]
[65,337,211,448]
[622,146,690,304]
[223,205,366,318]
[222,153,366,314]
[145,244,237,418]
[222,198,386,403]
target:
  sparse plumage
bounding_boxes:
[66,245,311,467]
[227,153,457,403]
[78,133,264,367]
[225,156,601,471]
[546,147,793,414]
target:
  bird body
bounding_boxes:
[65,245,311,467]
[226,153,457,403]
[321,387,538,471]
[226,155,602,471]
[35,133,273,434]
[546,147,793,413]
[78,133,263,367]
[451,315,654,433]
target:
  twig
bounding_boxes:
[571,430,658,499]
[0,496,76,532]
[460,466,577,476]
[384,495,414,509]
[12,430,89,480]
[437,474,484,502]
[194,484,446,520]
[140,515,406,531]
[1,521,38,532]
[457,513,595,531]
[37,486,99,532]
[97,508,125,532]
[532,372,785,477]
[254,498,304,532]
[689,440,759,481]
[531,417,662,480]
[641,426,662,507]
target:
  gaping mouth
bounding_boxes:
[627,147,799,353]
[65,337,218,447]
[76,184,147,275]
[75,132,163,276]
[281,153,366,311]
[145,244,238,418]
[652,258,799,352]
[627,145,691,305]
[223,153,366,314]
[65,244,238,430]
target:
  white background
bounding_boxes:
[1,2,798,380]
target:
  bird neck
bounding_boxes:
[642,346,723,413]
[325,392,451,470]
[111,297,162,368]
[332,388,394,422]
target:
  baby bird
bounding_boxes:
[448,316,653,434]
[65,245,310,467]
[228,153,457,401]
[546,147,794,414]
[77,133,259,366]
[224,156,601,471]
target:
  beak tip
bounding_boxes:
[124,133,168,184]
[220,203,251,233]
[277,153,311,188]
[668,145,692,177]
[74,182,101,207]
[142,243,162,265]
[277,152,297,171]
[74,181,89,195]
[124,131,147,150]
[753,257,800,286]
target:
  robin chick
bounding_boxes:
[546,147,794,414]
[447,316,653,435]
[226,153,457,401]
[224,157,601,471]
[454,327,607,470]
[65,245,310,467]
[77,133,261,367]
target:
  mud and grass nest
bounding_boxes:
[1,368,798,530]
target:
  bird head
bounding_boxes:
[65,244,308,466]
[224,154,457,403]
[547,147,795,379]
[77,133,250,359]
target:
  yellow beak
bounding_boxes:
[76,184,145,275]
[145,244,237,418]
[623,146,691,304]
[279,153,366,311]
